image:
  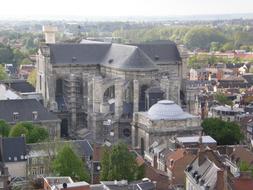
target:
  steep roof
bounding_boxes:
[46,41,180,71]
[3,80,35,93]
[49,43,111,65]
[101,44,157,71]
[0,99,59,123]
[131,40,181,63]
[0,137,26,162]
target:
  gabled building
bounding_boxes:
[0,99,61,139]
[166,149,195,190]
[0,137,27,179]
[185,148,232,190]
[0,80,42,101]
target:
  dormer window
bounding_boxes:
[13,112,19,121]
[108,59,114,64]
[32,111,38,120]
[72,56,77,63]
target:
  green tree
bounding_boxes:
[214,93,233,106]
[19,58,32,65]
[52,145,90,182]
[0,120,10,137]
[0,64,8,80]
[100,147,110,181]
[9,122,48,143]
[202,118,243,145]
[28,127,49,143]
[100,143,142,181]
[9,123,29,138]
[27,69,36,87]
[0,44,14,64]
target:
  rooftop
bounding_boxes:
[0,137,27,163]
[1,80,35,93]
[146,100,197,120]
[176,136,217,144]
[45,40,181,72]
[0,99,59,123]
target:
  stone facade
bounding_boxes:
[132,100,201,154]
[36,35,187,143]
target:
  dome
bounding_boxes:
[147,100,185,120]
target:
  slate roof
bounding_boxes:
[49,43,111,65]
[46,40,181,71]
[72,140,93,158]
[0,99,59,123]
[0,137,26,162]
[101,44,157,71]
[131,40,181,63]
[3,80,35,93]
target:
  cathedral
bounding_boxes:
[36,26,189,143]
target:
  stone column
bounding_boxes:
[177,44,188,80]
[161,77,170,100]
[92,76,103,113]
[115,80,124,119]
[82,73,88,112]
[133,80,139,112]
[145,132,150,153]
[70,74,77,131]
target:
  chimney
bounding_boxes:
[13,112,19,121]
[63,182,67,189]
[32,111,38,120]
[216,169,227,190]
[43,26,57,44]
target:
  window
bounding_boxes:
[32,111,38,120]
[13,112,19,121]
[39,167,44,174]
[32,168,36,175]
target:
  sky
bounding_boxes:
[1,0,253,19]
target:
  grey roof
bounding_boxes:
[188,158,221,189]
[72,140,93,157]
[0,137,27,162]
[3,80,35,93]
[101,44,157,71]
[49,43,111,65]
[0,99,59,123]
[131,40,181,63]
[136,181,156,190]
[176,136,217,144]
[46,40,180,71]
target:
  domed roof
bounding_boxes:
[147,100,189,120]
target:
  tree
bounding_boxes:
[9,123,29,138]
[100,142,142,181]
[214,93,233,106]
[0,64,8,80]
[100,147,110,181]
[28,127,49,143]
[0,120,10,137]
[19,58,32,65]
[202,118,243,145]
[9,122,49,143]
[27,69,36,87]
[52,145,90,182]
